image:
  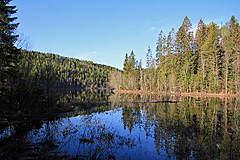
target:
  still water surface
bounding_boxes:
[1,90,239,159]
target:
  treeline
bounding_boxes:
[112,16,240,94]
[20,50,116,89]
[1,45,117,119]
[0,0,117,120]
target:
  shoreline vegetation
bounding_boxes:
[1,1,239,159]
[114,89,240,98]
[1,1,240,126]
[111,15,240,96]
[0,101,74,125]
[0,1,115,124]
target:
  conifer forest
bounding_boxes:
[1,0,239,159]
[0,0,117,119]
[116,16,240,95]
[1,0,240,120]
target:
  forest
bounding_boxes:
[113,16,240,95]
[1,0,239,121]
[19,50,117,89]
[0,0,117,120]
[1,47,117,120]
[1,1,239,159]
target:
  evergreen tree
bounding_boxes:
[222,16,240,94]
[195,19,207,91]
[166,28,175,56]
[155,29,176,92]
[123,53,129,75]
[174,16,194,92]
[156,30,166,65]
[195,19,207,52]
[146,46,155,90]
[166,28,176,91]
[146,46,153,69]
[121,51,137,90]
[138,59,143,90]
[134,60,140,90]
[229,16,240,94]
[128,51,137,89]
[128,50,135,73]
[0,0,20,98]
[201,22,221,92]
[119,15,239,95]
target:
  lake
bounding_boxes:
[0,90,239,159]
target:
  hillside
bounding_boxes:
[20,50,119,89]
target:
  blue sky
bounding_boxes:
[11,0,240,69]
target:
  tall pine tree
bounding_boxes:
[156,30,166,66]
[222,16,240,94]
[123,53,129,75]
[174,16,194,92]
[229,15,240,94]
[201,22,221,92]
[195,19,207,91]
[0,0,20,98]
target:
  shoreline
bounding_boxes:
[0,104,74,125]
[114,89,240,98]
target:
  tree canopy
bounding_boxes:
[0,0,20,95]
[113,15,240,94]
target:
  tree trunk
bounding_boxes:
[201,54,205,92]
[236,56,240,94]
[225,59,229,94]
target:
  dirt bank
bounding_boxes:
[114,90,240,98]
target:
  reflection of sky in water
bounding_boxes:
[1,93,239,159]
[0,126,15,140]
[93,109,166,159]
[25,107,170,159]
[105,110,159,157]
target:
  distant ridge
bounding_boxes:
[20,50,119,88]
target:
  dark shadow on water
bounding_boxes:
[1,90,239,159]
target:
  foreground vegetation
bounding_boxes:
[112,16,240,95]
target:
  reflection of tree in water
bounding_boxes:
[1,92,239,159]
[58,89,112,105]
[122,104,141,133]
[119,94,239,159]
[25,117,136,159]
[0,121,45,159]
[57,90,116,115]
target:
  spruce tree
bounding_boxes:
[146,46,153,69]
[128,51,136,89]
[229,16,240,94]
[222,16,240,94]
[195,19,207,91]
[223,16,240,93]
[195,19,207,52]
[123,53,129,75]
[166,28,175,56]
[146,46,154,90]
[166,28,176,91]
[174,16,194,92]
[0,0,20,98]
[128,50,135,73]
[156,30,166,65]
[138,59,143,90]
[201,22,221,92]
